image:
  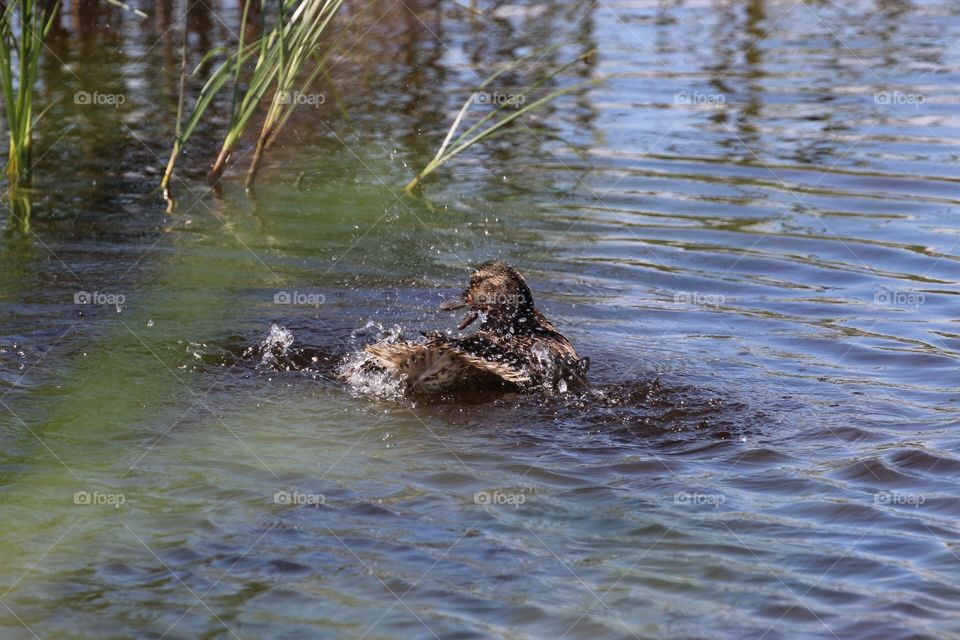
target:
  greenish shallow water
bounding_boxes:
[2,0,960,638]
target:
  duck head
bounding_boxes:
[439,260,537,333]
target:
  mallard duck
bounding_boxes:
[363,260,589,394]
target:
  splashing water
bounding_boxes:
[336,321,408,398]
[259,323,295,369]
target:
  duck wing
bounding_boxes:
[364,342,530,393]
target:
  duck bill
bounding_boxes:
[439,293,477,330]
[438,295,468,311]
[457,311,479,330]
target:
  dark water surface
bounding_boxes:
[2,0,960,638]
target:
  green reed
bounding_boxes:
[162,0,350,199]
[0,0,60,190]
[404,48,602,194]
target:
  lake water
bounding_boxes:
[2,0,960,638]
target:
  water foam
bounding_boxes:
[259,323,296,369]
[336,321,408,398]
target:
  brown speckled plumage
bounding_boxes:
[364,261,589,394]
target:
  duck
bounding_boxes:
[363,260,589,394]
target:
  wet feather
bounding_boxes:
[358,260,588,394]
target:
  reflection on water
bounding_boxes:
[2,1,960,639]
